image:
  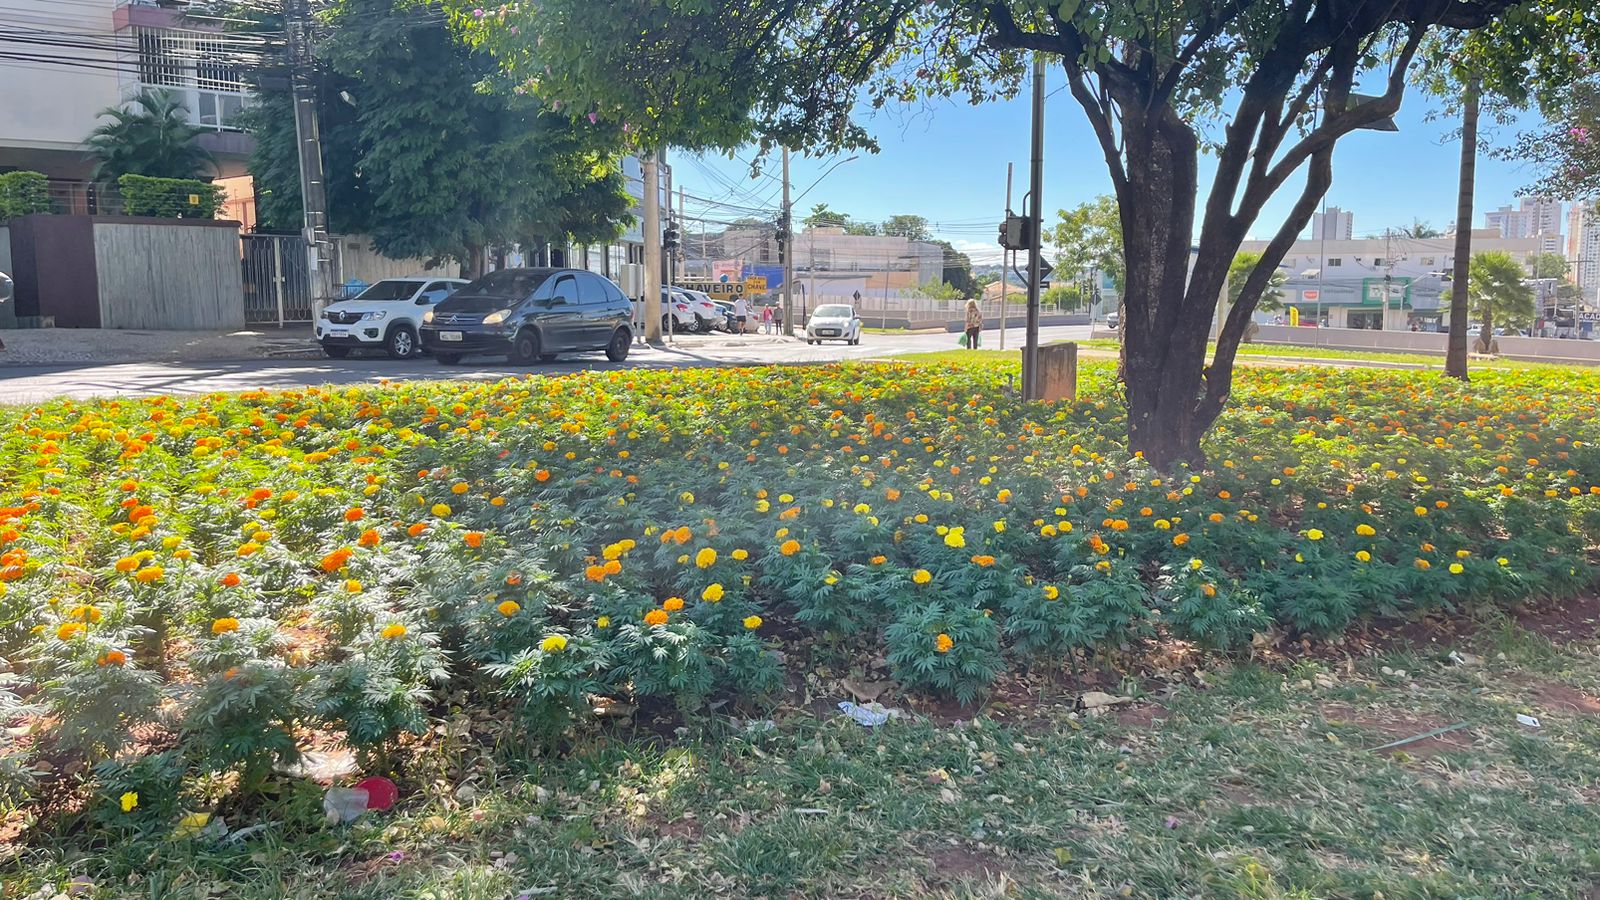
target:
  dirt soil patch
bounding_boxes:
[924,843,1011,886]
[1511,594,1600,642]
[1526,681,1600,717]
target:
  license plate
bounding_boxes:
[329,329,349,338]
[819,330,838,336]
[439,331,463,342]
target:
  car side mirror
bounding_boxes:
[415,296,432,305]
[549,296,569,306]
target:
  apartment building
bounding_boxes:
[1309,206,1353,241]
[1570,202,1600,305]
[1484,196,1563,253]
[0,0,254,216]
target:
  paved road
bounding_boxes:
[0,325,1091,403]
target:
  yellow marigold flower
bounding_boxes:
[996,489,1012,503]
[644,608,669,626]
[57,621,85,640]
[853,503,871,515]
[695,548,718,569]
[971,555,996,567]
[211,617,240,635]
[1189,558,1204,571]
[779,539,801,556]
[755,500,771,513]
[1356,550,1372,562]
[344,579,363,594]
[912,569,932,585]
[943,527,966,549]
[743,615,763,630]
[451,482,470,495]
[1413,506,1427,516]
[431,503,452,517]
[1042,585,1060,600]
[1041,524,1058,537]
[1095,560,1112,572]
[680,491,695,504]
[114,556,139,573]
[498,600,521,617]
[934,633,954,653]
[1449,563,1464,574]
[702,583,727,603]
[540,634,568,653]
[1305,529,1324,541]
[1497,557,1510,567]
[732,549,749,561]
[380,622,408,640]
[1355,523,1376,537]
[993,520,1006,533]
[120,791,139,813]
[596,615,611,628]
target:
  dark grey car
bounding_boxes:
[418,267,634,365]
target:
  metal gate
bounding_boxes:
[241,234,315,325]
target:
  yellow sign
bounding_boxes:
[1288,307,1300,327]
[188,194,202,206]
[744,276,769,293]
[680,279,746,298]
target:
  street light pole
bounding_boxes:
[1022,53,1045,399]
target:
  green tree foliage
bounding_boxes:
[1446,251,1537,347]
[844,221,881,236]
[85,89,214,184]
[1531,252,1570,280]
[1229,252,1286,311]
[1042,283,1085,310]
[1050,196,1123,292]
[918,279,963,301]
[804,203,848,228]
[882,214,931,242]
[1403,219,1444,238]
[448,0,1580,466]
[930,239,977,298]
[0,172,50,220]
[246,0,630,271]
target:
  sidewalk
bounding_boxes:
[0,326,322,367]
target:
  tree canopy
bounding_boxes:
[86,89,214,184]
[245,0,631,271]
[1229,252,1286,311]
[1050,196,1123,292]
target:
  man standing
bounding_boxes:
[733,294,749,334]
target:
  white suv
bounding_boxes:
[318,277,469,359]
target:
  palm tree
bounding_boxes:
[1445,250,1536,353]
[85,89,215,183]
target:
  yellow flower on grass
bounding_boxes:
[993,520,1006,533]
[120,791,139,813]
[134,566,164,584]
[1305,529,1324,541]
[596,615,611,629]
[703,583,727,603]
[680,491,695,504]
[540,634,568,653]
[1355,523,1376,537]
[1449,563,1464,574]
[344,579,363,594]
[431,503,452,518]
[934,633,954,653]
[211,617,240,635]
[380,622,408,640]
[1042,585,1060,600]
[943,527,966,549]
[498,600,521,617]
[1188,558,1204,571]
[1355,550,1372,563]
[57,622,85,640]
[732,549,749,561]
[743,615,762,630]
[695,548,718,569]
[912,569,932,585]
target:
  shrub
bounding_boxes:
[0,171,50,220]
[116,174,224,218]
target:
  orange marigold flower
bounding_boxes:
[220,572,242,587]
[380,622,408,640]
[463,531,484,549]
[344,507,365,522]
[585,565,607,582]
[358,528,381,547]
[497,600,520,617]
[212,617,240,635]
[1172,533,1190,547]
[407,522,428,538]
[663,596,685,612]
[779,539,801,556]
[321,547,353,572]
[98,649,127,667]
[134,566,164,584]
[603,558,622,575]
[534,469,551,482]
[644,608,669,626]
[934,633,954,653]
[57,622,85,640]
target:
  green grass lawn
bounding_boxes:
[11,609,1600,898]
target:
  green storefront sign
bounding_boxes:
[1362,276,1412,308]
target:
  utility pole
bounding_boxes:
[1022,54,1045,399]
[677,184,685,285]
[781,147,794,337]
[643,151,662,343]
[1001,162,1012,350]
[286,0,334,314]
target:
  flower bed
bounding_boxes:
[2,360,1598,822]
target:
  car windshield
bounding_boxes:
[814,305,853,318]
[455,270,552,300]
[353,280,422,302]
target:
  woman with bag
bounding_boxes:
[963,299,983,350]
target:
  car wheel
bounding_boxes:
[385,325,419,359]
[661,314,674,335]
[322,345,351,359]
[510,329,541,365]
[435,352,463,365]
[606,327,631,362]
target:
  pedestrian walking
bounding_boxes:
[733,295,749,334]
[963,299,983,350]
[762,304,773,334]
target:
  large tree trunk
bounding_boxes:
[462,244,488,280]
[1446,78,1479,380]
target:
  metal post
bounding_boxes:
[272,237,286,327]
[1001,162,1012,350]
[782,147,794,336]
[1023,54,1045,399]
[287,0,333,318]
[643,151,662,342]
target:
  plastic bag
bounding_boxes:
[958,333,969,348]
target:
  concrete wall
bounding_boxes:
[335,235,454,287]
[0,0,122,160]
[1249,325,1600,364]
[94,220,245,330]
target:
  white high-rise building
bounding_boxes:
[1569,202,1600,304]
[1485,197,1563,252]
[1310,206,1354,241]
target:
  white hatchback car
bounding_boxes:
[318,277,469,359]
[805,304,862,345]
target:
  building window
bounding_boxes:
[1327,258,1342,267]
[131,27,251,131]
[1420,257,1435,266]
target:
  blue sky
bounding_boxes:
[680,66,1547,266]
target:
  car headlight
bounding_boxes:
[361,311,388,322]
[482,309,511,325]
[421,310,435,324]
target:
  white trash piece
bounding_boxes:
[838,701,902,727]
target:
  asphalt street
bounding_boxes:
[0,325,1092,404]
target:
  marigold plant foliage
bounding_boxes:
[1,361,1598,815]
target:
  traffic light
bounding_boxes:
[998,214,1030,251]
[663,220,680,254]
[774,216,789,264]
